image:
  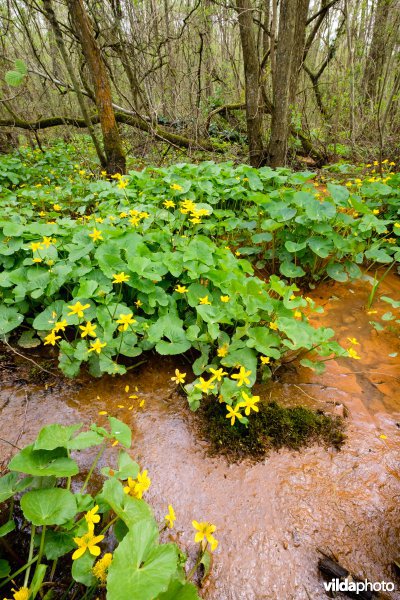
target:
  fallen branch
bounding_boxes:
[0,113,221,153]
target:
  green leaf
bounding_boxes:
[107,521,178,600]
[0,520,15,538]
[44,530,75,560]
[158,580,200,600]
[0,472,20,503]
[326,262,348,282]
[0,559,11,578]
[14,59,28,75]
[9,445,79,477]
[34,423,82,451]
[279,261,306,278]
[109,417,132,448]
[18,330,41,348]
[308,237,333,258]
[72,550,96,586]
[21,488,77,525]
[99,478,153,527]
[0,305,24,335]
[5,70,25,87]
[67,430,105,450]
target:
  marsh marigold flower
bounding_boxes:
[348,347,361,360]
[165,505,176,529]
[195,377,215,394]
[199,295,211,305]
[92,552,113,583]
[88,339,107,354]
[226,404,242,426]
[80,321,97,338]
[116,313,136,331]
[123,470,151,499]
[9,588,29,600]
[85,505,101,529]
[237,391,260,416]
[171,369,186,384]
[72,529,104,560]
[192,521,218,551]
[175,285,188,294]
[209,367,227,382]
[89,228,103,242]
[170,183,183,191]
[231,366,251,387]
[217,344,229,358]
[260,356,270,365]
[68,301,90,318]
[112,272,130,284]
[44,330,61,346]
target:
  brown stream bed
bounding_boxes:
[1,273,400,599]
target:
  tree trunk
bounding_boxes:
[67,0,126,174]
[236,0,265,167]
[362,0,391,103]
[267,0,309,167]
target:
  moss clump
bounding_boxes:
[199,400,345,461]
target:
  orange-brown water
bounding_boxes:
[1,273,400,599]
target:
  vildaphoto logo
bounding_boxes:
[323,578,395,594]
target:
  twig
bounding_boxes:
[1,340,56,376]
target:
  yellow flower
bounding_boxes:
[175,285,188,294]
[116,313,136,331]
[394,223,400,228]
[10,587,29,600]
[79,169,86,175]
[85,505,101,528]
[199,295,211,305]
[92,552,112,583]
[112,272,130,284]
[220,295,230,303]
[32,257,42,263]
[347,337,359,345]
[30,241,43,252]
[163,200,175,208]
[195,377,215,394]
[165,505,176,529]
[347,347,361,360]
[237,391,260,416]
[294,311,302,318]
[379,434,387,440]
[260,356,270,365]
[170,183,183,191]
[269,321,278,331]
[41,236,53,248]
[72,529,105,560]
[117,179,128,189]
[217,344,229,357]
[68,301,90,318]
[209,367,227,382]
[231,366,251,387]
[53,203,62,211]
[372,209,380,215]
[135,299,143,307]
[79,321,97,338]
[171,369,186,384]
[123,470,151,499]
[89,228,103,242]
[101,170,107,176]
[53,319,67,333]
[226,404,242,425]
[44,331,61,346]
[192,521,218,551]
[88,339,107,354]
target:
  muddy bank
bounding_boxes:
[0,273,400,599]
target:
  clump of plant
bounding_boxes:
[198,399,345,461]
[0,418,217,599]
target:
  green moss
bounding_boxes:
[198,400,345,461]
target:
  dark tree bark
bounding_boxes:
[267,0,309,166]
[235,0,266,167]
[67,0,126,174]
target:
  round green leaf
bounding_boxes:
[21,488,77,526]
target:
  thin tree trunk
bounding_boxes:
[42,0,106,167]
[236,0,265,166]
[67,0,126,174]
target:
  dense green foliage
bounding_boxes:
[0,419,201,599]
[0,144,399,409]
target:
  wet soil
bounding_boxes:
[1,273,400,599]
